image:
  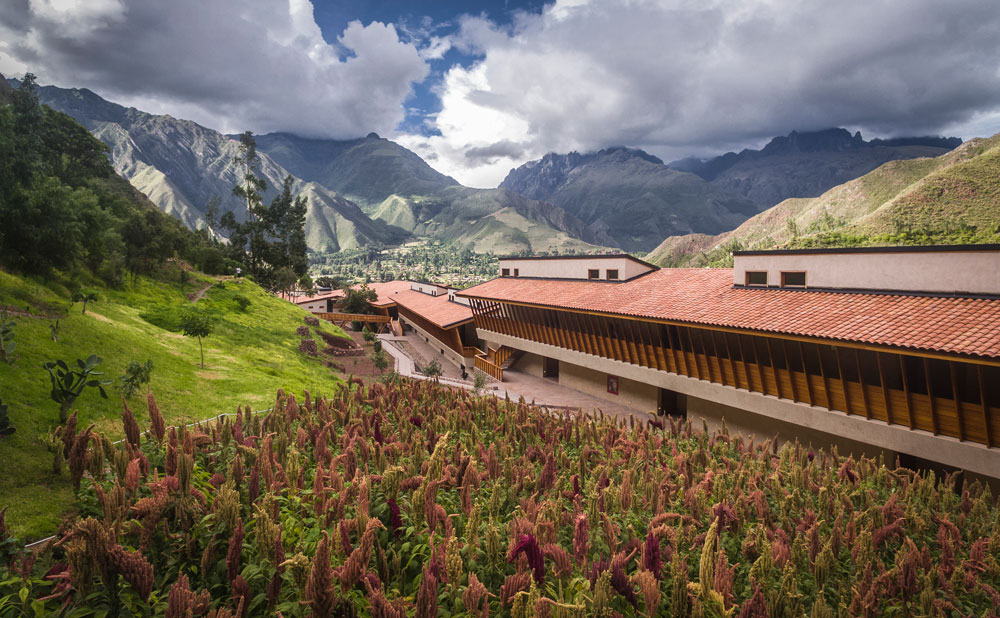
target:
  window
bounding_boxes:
[606,269,619,280]
[502,268,510,276]
[745,271,768,286]
[781,271,806,287]
[513,269,519,277]
[588,269,600,280]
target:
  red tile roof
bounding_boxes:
[292,291,343,305]
[365,281,473,328]
[366,281,414,307]
[458,269,1000,359]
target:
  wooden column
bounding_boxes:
[798,341,814,405]
[898,355,914,429]
[816,343,832,411]
[950,362,966,441]
[924,358,940,435]
[978,365,993,448]
[876,352,894,426]
[853,349,871,419]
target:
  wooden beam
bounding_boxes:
[697,329,716,383]
[766,338,783,400]
[924,358,940,435]
[950,362,966,441]
[816,343,832,410]
[836,348,853,416]
[685,327,704,380]
[854,349,871,419]
[898,355,914,429]
[665,325,684,375]
[798,341,815,405]
[876,352,894,426]
[737,334,755,393]
[782,339,799,403]
[977,365,993,448]
[725,334,741,389]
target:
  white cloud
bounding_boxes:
[400,0,1000,187]
[0,0,429,138]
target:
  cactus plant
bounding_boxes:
[43,354,111,423]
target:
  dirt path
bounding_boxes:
[188,283,213,303]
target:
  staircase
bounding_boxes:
[493,346,523,370]
[390,319,402,336]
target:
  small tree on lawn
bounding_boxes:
[362,324,376,344]
[0,309,16,364]
[72,291,98,315]
[371,347,390,375]
[180,310,214,369]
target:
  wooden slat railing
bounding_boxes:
[475,355,503,381]
[318,312,390,323]
[463,346,485,358]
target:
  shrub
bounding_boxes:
[361,324,375,343]
[118,359,154,398]
[0,309,16,364]
[233,294,251,312]
[0,399,13,437]
[42,354,111,422]
[71,291,98,315]
[422,359,442,379]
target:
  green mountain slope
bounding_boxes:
[256,133,615,254]
[0,270,350,538]
[23,81,406,252]
[499,147,758,252]
[253,131,460,208]
[647,133,1000,266]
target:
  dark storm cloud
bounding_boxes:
[407,0,1000,185]
[0,0,429,138]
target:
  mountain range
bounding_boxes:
[8,75,969,257]
[647,133,1000,267]
[667,128,960,209]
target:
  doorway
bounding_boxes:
[543,357,559,380]
[658,388,686,418]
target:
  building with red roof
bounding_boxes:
[458,246,1000,479]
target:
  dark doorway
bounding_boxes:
[543,357,559,379]
[658,388,686,418]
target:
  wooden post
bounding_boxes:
[897,355,914,429]
[816,344,832,410]
[836,348,853,416]
[876,352,893,426]
[978,365,993,448]
[854,349,871,419]
[924,358,940,435]
[950,362,966,441]
[798,341,814,405]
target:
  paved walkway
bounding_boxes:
[378,334,653,422]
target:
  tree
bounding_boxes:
[179,309,214,369]
[72,291,98,315]
[422,359,443,381]
[43,354,111,423]
[341,284,377,314]
[371,347,390,375]
[0,398,13,437]
[118,359,154,398]
[299,273,314,293]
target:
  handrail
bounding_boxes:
[318,312,390,323]
[475,355,503,381]
[463,346,485,358]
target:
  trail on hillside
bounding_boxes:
[188,283,213,303]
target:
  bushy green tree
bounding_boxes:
[0,309,15,364]
[118,359,153,398]
[72,291,98,315]
[342,284,377,314]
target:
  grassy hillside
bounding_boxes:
[0,268,349,539]
[648,133,1000,267]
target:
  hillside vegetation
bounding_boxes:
[648,133,1000,267]
[0,269,349,538]
[2,380,998,616]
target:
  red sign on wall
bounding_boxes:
[607,375,619,395]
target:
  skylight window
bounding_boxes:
[745,271,767,286]
[781,271,807,287]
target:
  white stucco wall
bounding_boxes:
[298,301,326,313]
[499,257,654,280]
[734,250,1000,295]
[559,361,660,414]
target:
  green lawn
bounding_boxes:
[0,268,349,539]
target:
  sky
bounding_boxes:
[2,0,1000,188]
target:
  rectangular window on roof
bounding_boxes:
[606,269,619,280]
[502,268,510,276]
[781,271,806,287]
[588,269,600,280]
[745,271,768,286]
[513,269,519,277]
